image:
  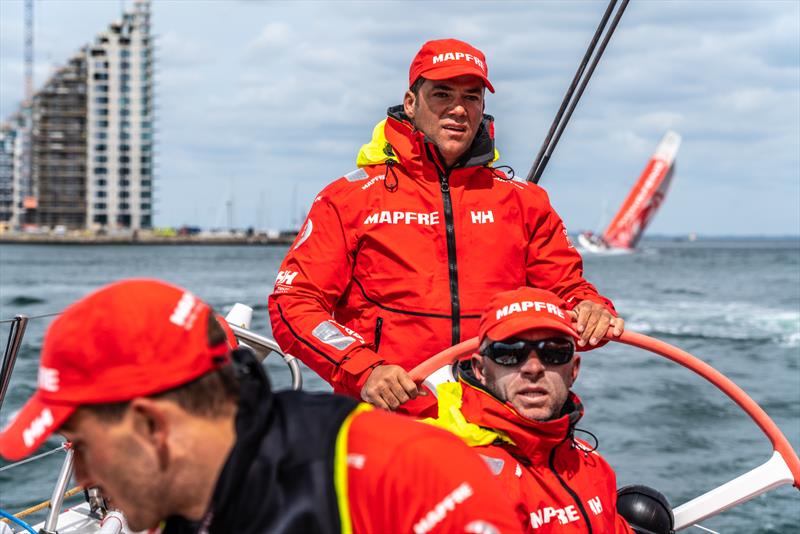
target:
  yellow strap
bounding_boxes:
[333,403,373,534]
[419,383,514,447]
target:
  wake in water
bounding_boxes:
[619,299,800,348]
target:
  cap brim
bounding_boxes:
[0,392,75,461]
[420,66,495,93]
[484,316,579,344]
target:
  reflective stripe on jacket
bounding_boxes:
[268,107,615,415]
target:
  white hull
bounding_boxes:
[25,504,139,534]
[576,232,633,255]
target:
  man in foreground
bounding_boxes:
[0,279,522,534]
[269,38,623,416]
[424,287,672,533]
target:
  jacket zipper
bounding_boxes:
[438,170,461,346]
[549,437,592,533]
[374,317,383,352]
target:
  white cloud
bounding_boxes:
[249,21,292,52]
[0,0,797,234]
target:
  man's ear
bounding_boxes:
[403,90,416,120]
[471,354,486,383]
[130,397,170,466]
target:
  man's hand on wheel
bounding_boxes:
[569,300,624,347]
[360,364,426,410]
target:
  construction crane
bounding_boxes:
[24,0,33,103]
[21,0,37,221]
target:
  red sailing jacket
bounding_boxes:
[432,373,633,534]
[158,350,522,534]
[346,408,524,534]
[268,107,614,415]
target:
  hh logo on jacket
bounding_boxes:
[471,210,494,224]
[274,270,299,294]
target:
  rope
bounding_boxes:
[0,443,67,473]
[10,486,84,519]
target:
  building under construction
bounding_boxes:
[0,0,154,231]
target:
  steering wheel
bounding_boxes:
[409,330,800,531]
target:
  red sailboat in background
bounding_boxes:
[578,130,682,253]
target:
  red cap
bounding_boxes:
[0,279,231,461]
[216,313,240,349]
[479,287,579,344]
[409,38,495,93]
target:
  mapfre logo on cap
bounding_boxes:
[22,407,54,447]
[170,291,203,331]
[431,52,486,73]
[496,300,566,321]
[37,367,60,392]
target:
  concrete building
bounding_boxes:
[0,111,29,230]
[2,0,154,231]
[0,118,22,227]
[31,54,87,228]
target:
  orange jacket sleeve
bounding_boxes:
[268,182,382,396]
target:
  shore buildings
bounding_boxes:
[0,0,154,231]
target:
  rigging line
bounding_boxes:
[0,311,60,324]
[528,0,630,184]
[26,311,61,320]
[693,525,721,534]
[532,0,630,184]
[527,0,616,184]
[0,443,67,473]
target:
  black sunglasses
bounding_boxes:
[480,337,575,367]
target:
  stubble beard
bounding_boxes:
[483,371,508,404]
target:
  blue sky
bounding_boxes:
[1,0,798,236]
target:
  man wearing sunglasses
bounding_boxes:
[424,287,672,533]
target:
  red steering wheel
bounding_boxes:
[409,330,800,530]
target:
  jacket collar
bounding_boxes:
[376,105,497,177]
[207,348,277,532]
[456,363,584,463]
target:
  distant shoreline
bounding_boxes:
[0,234,296,246]
[0,233,797,247]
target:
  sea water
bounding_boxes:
[0,240,798,532]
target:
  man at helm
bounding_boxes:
[423,286,673,534]
[269,38,623,416]
[0,279,522,534]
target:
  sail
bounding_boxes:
[602,131,682,249]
